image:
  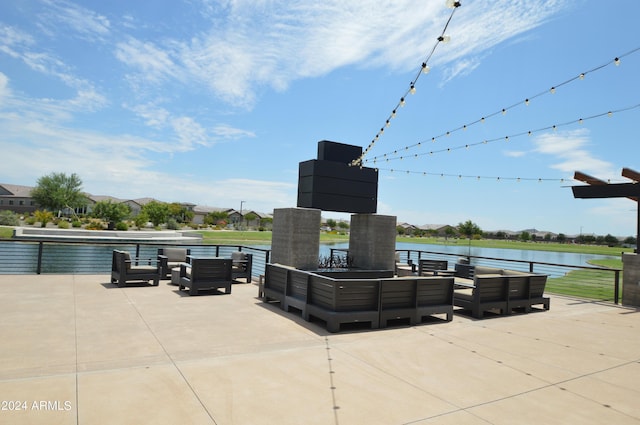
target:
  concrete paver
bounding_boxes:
[0,274,639,424]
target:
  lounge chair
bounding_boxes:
[110,250,160,287]
[418,259,448,276]
[157,247,191,279]
[231,252,253,283]
[178,257,233,296]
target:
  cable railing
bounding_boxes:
[0,240,271,279]
[0,240,621,303]
[331,248,622,304]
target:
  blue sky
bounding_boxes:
[1,0,638,237]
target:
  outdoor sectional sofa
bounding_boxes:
[453,265,550,319]
[262,264,454,332]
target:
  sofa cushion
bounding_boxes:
[163,247,188,262]
[232,252,247,262]
[501,270,529,276]
[473,266,504,275]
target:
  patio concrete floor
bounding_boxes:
[0,274,639,425]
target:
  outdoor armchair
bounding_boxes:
[158,247,191,279]
[178,257,233,296]
[231,251,253,283]
[110,250,160,287]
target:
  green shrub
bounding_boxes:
[57,220,70,229]
[71,220,82,228]
[25,216,36,225]
[85,220,104,230]
[115,221,128,231]
[166,218,180,230]
[0,210,19,226]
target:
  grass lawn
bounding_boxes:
[397,235,632,256]
[0,227,14,238]
[544,257,623,302]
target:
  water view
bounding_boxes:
[0,240,617,275]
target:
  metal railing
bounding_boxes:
[330,248,622,304]
[1,240,622,303]
[0,240,271,279]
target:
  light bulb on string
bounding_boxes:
[438,35,451,43]
[525,99,530,106]
[421,63,430,74]
[501,108,506,115]
[550,87,556,94]
[579,73,585,80]
[446,0,461,8]
[410,84,416,94]
[391,109,396,118]
[614,57,621,66]
[400,97,406,107]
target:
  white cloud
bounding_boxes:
[111,1,565,108]
[115,39,182,85]
[0,72,9,101]
[38,0,111,40]
[534,129,618,179]
[504,150,527,158]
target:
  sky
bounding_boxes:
[0,0,639,237]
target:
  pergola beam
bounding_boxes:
[622,167,640,183]
[572,168,639,252]
[573,171,608,185]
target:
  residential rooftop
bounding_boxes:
[1,274,639,424]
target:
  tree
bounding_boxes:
[444,227,456,239]
[458,220,482,255]
[259,216,273,230]
[603,234,619,247]
[457,220,482,240]
[520,231,531,242]
[337,221,350,231]
[133,211,149,229]
[142,201,170,226]
[556,233,567,243]
[243,212,257,228]
[168,202,194,223]
[30,172,87,218]
[91,200,131,229]
[326,219,337,229]
[204,211,229,227]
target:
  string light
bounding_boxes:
[362,103,640,163]
[365,46,640,164]
[350,0,462,166]
[371,168,586,183]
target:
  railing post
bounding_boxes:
[614,270,620,304]
[36,242,43,275]
[135,244,141,265]
[529,262,534,273]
